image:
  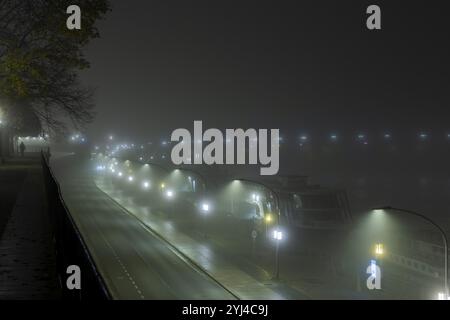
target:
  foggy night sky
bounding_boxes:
[80,1,450,142]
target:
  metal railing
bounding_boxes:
[41,152,111,300]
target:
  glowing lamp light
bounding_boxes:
[166,190,174,198]
[437,292,450,300]
[375,243,384,256]
[265,214,273,224]
[273,230,283,241]
[142,181,150,189]
[201,202,210,213]
[128,176,134,182]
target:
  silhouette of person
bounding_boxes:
[19,141,26,157]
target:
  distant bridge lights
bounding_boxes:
[70,134,86,143]
[419,133,428,140]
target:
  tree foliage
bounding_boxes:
[0,0,110,135]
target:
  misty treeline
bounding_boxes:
[0,0,110,137]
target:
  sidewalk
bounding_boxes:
[0,159,60,299]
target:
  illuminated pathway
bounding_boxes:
[50,154,237,300]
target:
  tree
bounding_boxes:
[0,0,110,140]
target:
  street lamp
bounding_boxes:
[201,202,210,213]
[272,229,283,280]
[166,189,174,199]
[142,181,150,190]
[374,243,384,257]
[373,242,384,278]
[373,206,449,299]
[199,201,211,238]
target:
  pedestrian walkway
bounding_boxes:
[0,164,60,299]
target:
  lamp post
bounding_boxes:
[373,206,449,299]
[200,201,210,238]
[273,229,283,280]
